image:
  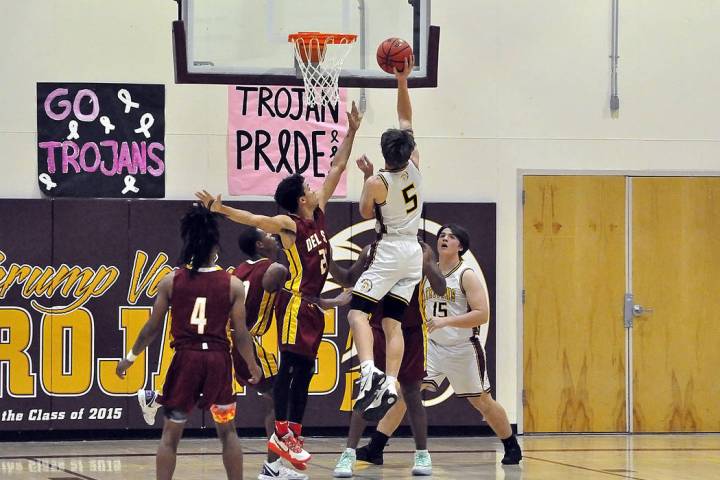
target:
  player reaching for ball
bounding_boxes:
[348,54,424,422]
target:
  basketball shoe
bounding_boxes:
[137,389,160,426]
[258,459,308,480]
[268,432,310,470]
[333,449,356,478]
[361,377,398,422]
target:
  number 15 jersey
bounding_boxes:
[170,266,232,351]
[422,261,489,347]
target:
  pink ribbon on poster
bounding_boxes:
[227,86,348,196]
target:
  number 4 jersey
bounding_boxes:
[170,266,232,351]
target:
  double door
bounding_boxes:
[523,176,720,432]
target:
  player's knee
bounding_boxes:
[164,408,189,424]
[210,403,237,424]
[215,421,241,446]
[400,381,422,397]
[468,392,493,412]
[401,381,422,404]
[349,294,377,314]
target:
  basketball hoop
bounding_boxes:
[288,32,357,107]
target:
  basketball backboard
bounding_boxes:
[173,0,439,88]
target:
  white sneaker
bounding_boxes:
[268,432,311,470]
[333,449,356,478]
[353,368,385,414]
[258,460,308,480]
[137,389,160,426]
[411,450,432,476]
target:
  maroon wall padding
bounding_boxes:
[0,199,495,431]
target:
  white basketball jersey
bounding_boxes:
[422,261,485,346]
[376,161,423,237]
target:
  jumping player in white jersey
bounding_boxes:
[353,224,523,466]
[348,56,423,421]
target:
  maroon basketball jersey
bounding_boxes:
[232,258,276,336]
[170,267,232,351]
[370,285,422,329]
[283,207,330,297]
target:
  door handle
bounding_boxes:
[632,304,654,317]
[624,293,654,327]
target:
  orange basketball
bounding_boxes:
[376,37,413,74]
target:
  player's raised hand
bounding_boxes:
[335,288,353,306]
[347,101,363,131]
[247,362,263,384]
[419,240,436,263]
[394,55,415,80]
[194,190,222,213]
[356,155,374,180]
[116,358,132,378]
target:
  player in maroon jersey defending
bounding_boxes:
[116,206,261,480]
[195,101,363,469]
[329,240,446,477]
[233,227,307,480]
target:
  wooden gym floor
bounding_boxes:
[0,434,718,479]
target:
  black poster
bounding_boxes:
[36,83,166,198]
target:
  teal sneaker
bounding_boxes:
[333,449,356,478]
[412,450,432,476]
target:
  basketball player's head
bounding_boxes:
[380,128,416,169]
[437,223,470,258]
[237,227,279,259]
[274,173,319,214]
[180,204,221,275]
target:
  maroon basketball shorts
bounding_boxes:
[232,337,278,389]
[275,289,325,360]
[372,323,427,384]
[160,349,235,415]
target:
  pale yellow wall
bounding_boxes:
[3,0,720,423]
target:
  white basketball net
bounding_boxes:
[291,36,355,107]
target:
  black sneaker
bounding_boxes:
[353,370,386,414]
[501,445,522,465]
[361,381,398,422]
[356,445,384,465]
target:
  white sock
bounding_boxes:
[416,449,429,455]
[345,447,356,455]
[360,360,375,376]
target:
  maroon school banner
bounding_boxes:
[0,200,495,431]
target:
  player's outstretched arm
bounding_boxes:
[395,55,414,130]
[230,277,262,384]
[116,272,173,378]
[395,56,420,168]
[195,190,296,236]
[262,263,289,292]
[420,241,446,295]
[427,269,489,333]
[328,245,371,287]
[315,289,352,310]
[318,101,363,210]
